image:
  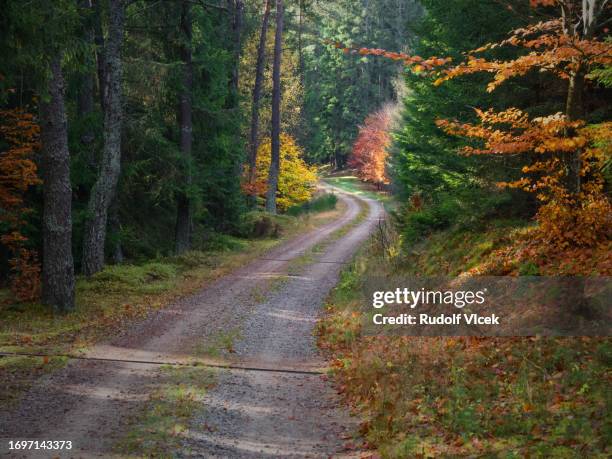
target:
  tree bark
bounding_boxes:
[229,0,243,99]
[248,0,271,186]
[78,0,96,169]
[175,0,194,254]
[94,0,106,112]
[108,196,124,264]
[40,53,75,313]
[565,65,585,196]
[82,0,125,275]
[265,0,283,214]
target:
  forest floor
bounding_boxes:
[317,208,611,458]
[0,185,384,458]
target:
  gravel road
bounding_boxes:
[0,187,383,458]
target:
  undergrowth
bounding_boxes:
[286,192,338,216]
[317,219,612,458]
[0,200,343,408]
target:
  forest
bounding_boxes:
[0,0,610,457]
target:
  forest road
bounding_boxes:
[0,185,384,459]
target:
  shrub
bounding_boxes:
[286,193,338,216]
[243,134,318,211]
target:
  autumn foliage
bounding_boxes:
[243,134,318,212]
[434,17,612,92]
[436,112,611,249]
[335,0,612,256]
[349,107,392,187]
[0,109,42,301]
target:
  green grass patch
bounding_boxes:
[193,329,241,358]
[324,176,394,209]
[116,365,215,457]
[286,193,338,216]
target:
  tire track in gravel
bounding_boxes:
[0,187,381,458]
[181,191,384,458]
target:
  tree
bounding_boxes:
[265,0,283,214]
[175,0,194,254]
[77,0,97,169]
[337,1,610,216]
[247,0,271,189]
[349,106,392,188]
[0,109,42,301]
[229,0,244,100]
[434,0,611,199]
[300,0,422,166]
[82,0,125,275]
[249,134,317,211]
[40,53,75,312]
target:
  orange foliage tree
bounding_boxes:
[349,107,392,188]
[0,108,42,301]
[334,0,612,251]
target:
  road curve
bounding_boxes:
[0,187,384,458]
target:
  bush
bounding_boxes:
[235,212,282,239]
[400,189,527,244]
[89,262,177,289]
[286,193,338,216]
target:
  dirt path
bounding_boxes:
[0,188,383,458]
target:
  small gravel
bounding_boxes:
[0,189,383,459]
[182,192,384,458]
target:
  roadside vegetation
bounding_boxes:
[317,1,611,453]
[0,195,340,407]
[317,219,611,457]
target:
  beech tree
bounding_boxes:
[0,109,42,301]
[82,0,125,275]
[265,0,284,214]
[349,106,392,188]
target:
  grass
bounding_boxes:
[323,175,394,211]
[317,220,612,458]
[284,193,371,277]
[401,218,529,276]
[193,328,241,358]
[115,365,216,457]
[0,201,344,408]
[286,192,338,216]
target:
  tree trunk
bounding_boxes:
[565,66,585,196]
[248,0,271,186]
[78,0,96,169]
[78,71,96,168]
[265,0,283,214]
[297,0,304,77]
[175,0,194,254]
[94,0,106,112]
[40,53,75,313]
[82,0,125,276]
[229,0,243,99]
[108,197,124,264]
